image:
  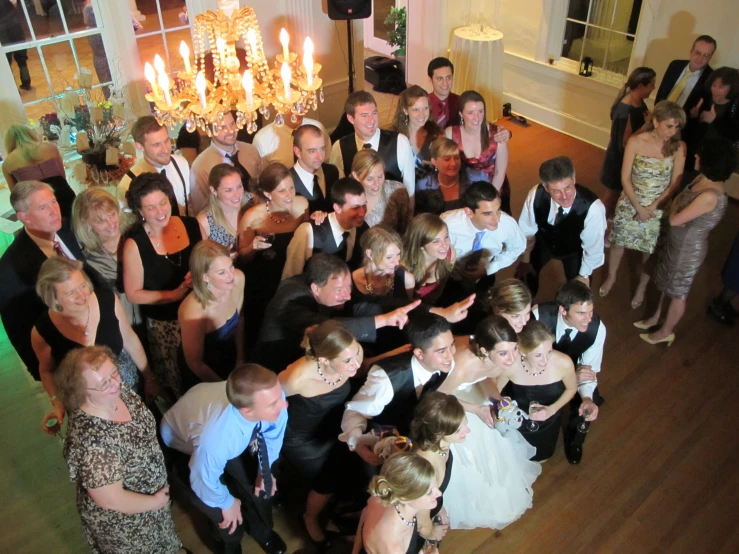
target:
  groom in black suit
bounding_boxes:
[0,181,97,379]
[290,124,339,213]
[655,35,716,173]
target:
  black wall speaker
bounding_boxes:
[327,0,372,20]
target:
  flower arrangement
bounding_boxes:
[38,113,62,141]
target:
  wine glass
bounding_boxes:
[258,232,276,260]
[525,400,542,432]
[577,407,591,433]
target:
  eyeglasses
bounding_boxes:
[87,368,121,393]
[692,51,713,60]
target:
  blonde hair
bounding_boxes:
[189,240,232,307]
[410,392,465,452]
[368,452,435,505]
[54,346,117,412]
[518,320,555,353]
[429,136,460,160]
[486,278,533,315]
[72,188,130,253]
[301,320,356,361]
[351,149,384,181]
[4,124,41,162]
[36,257,94,311]
[226,363,278,408]
[638,100,686,157]
[207,164,245,238]
[402,213,453,284]
[360,226,402,268]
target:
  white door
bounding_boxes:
[363,0,404,56]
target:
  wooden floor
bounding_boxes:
[1,121,738,553]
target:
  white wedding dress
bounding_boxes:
[445,378,542,530]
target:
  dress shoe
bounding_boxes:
[564,442,583,465]
[639,332,675,347]
[257,531,287,554]
[633,319,655,330]
[707,303,736,326]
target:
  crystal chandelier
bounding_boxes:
[142,1,323,136]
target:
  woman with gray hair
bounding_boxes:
[31,257,155,435]
[177,240,245,391]
[56,346,184,554]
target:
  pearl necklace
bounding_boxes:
[521,355,547,377]
[437,177,459,189]
[266,201,290,224]
[395,505,417,527]
[317,360,343,386]
[61,304,91,337]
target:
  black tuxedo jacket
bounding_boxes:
[0,227,100,379]
[290,163,340,214]
[655,60,713,114]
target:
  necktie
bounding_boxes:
[336,231,351,262]
[225,152,252,187]
[554,206,566,226]
[53,240,69,259]
[362,143,372,150]
[436,101,448,127]
[472,230,485,252]
[312,174,324,201]
[421,372,446,397]
[250,422,273,497]
[160,168,166,177]
[667,70,692,103]
[557,328,573,352]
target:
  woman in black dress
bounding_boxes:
[238,162,309,348]
[178,240,245,391]
[354,452,441,554]
[600,67,656,218]
[122,172,202,398]
[31,257,155,436]
[409,392,469,545]
[278,320,363,550]
[498,320,577,461]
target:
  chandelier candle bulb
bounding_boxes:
[179,41,191,74]
[243,70,254,109]
[196,71,207,110]
[279,28,290,60]
[144,62,158,94]
[158,72,172,107]
[154,54,166,75]
[246,28,258,58]
[304,37,314,87]
[281,62,291,100]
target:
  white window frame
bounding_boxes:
[538,0,653,87]
[134,0,196,75]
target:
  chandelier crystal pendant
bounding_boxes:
[142,1,323,136]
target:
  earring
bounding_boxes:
[206,281,211,291]
[460,115,464,125]
[56,304,63,312]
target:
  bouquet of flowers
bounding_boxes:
[38,113,62,141]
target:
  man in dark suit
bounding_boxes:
[281,177,369,279]
[655,35,716,173]
[290,124,339,213]
[0,181,96,379]
[252,254,420,372]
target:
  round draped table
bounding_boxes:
[449,26,505,121]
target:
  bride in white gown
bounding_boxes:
[438,315,541,530]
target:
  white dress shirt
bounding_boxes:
[671,65,705,107]
[26,230,76,259]
[532,306,606,400]
[339,356,455,447]
[281,212,357,279]
[329,128,416,197]
[252,117,331,167]
[292,160,327,198]
[117,154,192,215]
[518,184,607,277]
[441,208,526,276]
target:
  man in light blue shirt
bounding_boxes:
[161,364,288,554]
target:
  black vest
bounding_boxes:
[370,352,447,435]
[310,218,368,269]
[290,164,339,214]
[536,302,600,365]
[338,130,402,182]
[533,184,598,258]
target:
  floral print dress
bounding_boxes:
[63,384,181,554]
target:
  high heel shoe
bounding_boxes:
[639,333,675,346]
[633,320,654,330]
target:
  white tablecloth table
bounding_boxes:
[448,26,505,122]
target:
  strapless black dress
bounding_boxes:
[503,380,566,461]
